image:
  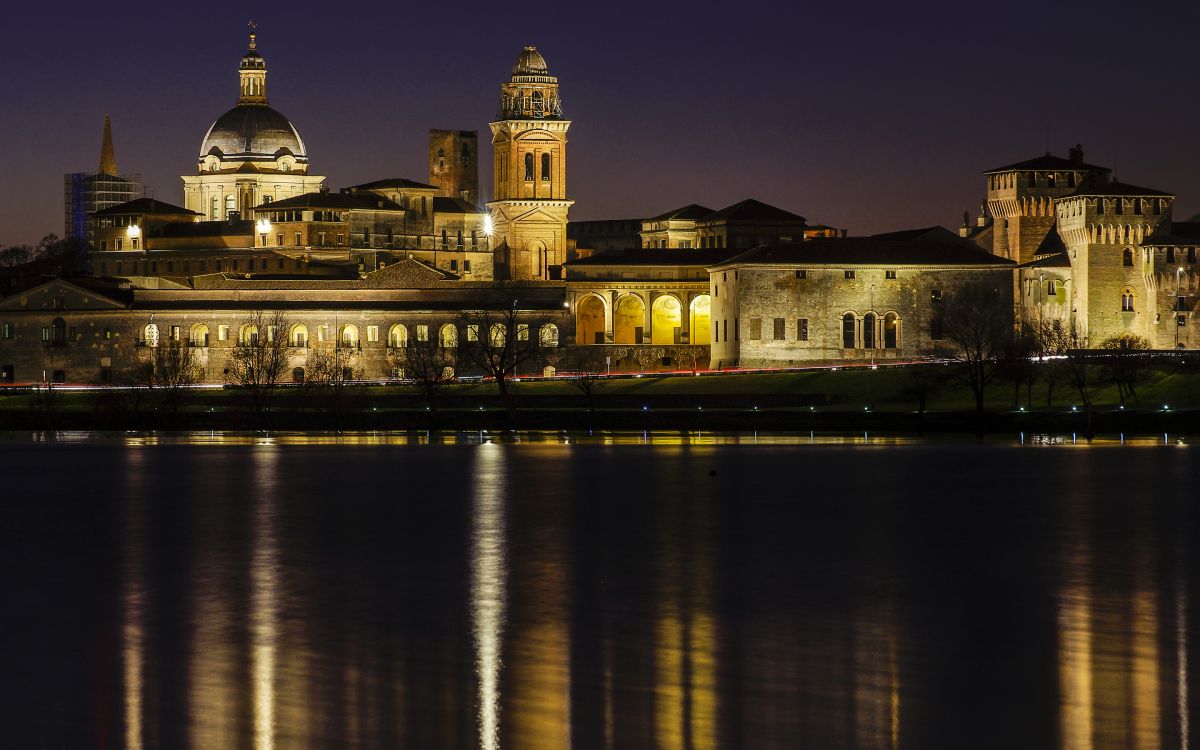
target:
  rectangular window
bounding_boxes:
[844,270,855,279]
[104,328,112,340]
[41,327,49,342]
[795,269,807,279]
[467,324,479,341]
[278,258,285,271]
[417,324,429,342]
[170,325,181,342]
[1178,296,1188,312]
[517,324,530,341]
[266,326,276,343]
[450,260,458,271]
[317,325,329,343]
[166,261,174,273]
[1168,248,1176,264]
[798,318,809,341]
[218,325,229,342]
[149,262,157,273]
[722,320,727,341]
[885,270,897,279]
[771,318,784,340]
[366,325,379,343]
[1,323,10,339]
[277,233,284,246]
[464,260,472,273]
[336,234,344,246]
[734,318,740,341]
[1190,247,1197,264]
[116,238,123,251]
[294,232,302,246]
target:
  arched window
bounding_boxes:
[541,153,551,181]
[191,324,210,347]
[239,324,259,346]
[489,323,507,348]
[144,323,160,348]
[883,313,899,349]
[524,153,534,181]
[1047,280,1058,296]
[863,313,877,349]
[539,324,559,348]
[1121,291,1134,312]
[439,323,458,348]
[340,325,359,348]
[289,324,308,347]
[841,313,856,349]
[1123,248,1134,267]
[51,317,66,346]
[210,196,220,220]
[224,194,235,218]
[388,324,408,348]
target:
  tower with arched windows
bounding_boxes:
[487,46,573,280]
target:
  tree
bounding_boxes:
[225,310,295,420]
[562,347,610,423]
[456,284,559,423]
[1028,315,1075,407]
[897,361,951,417]
[1097,333,1152,404]
[393,336,458,420]
[935,280,1014,417]
[151,339,201,414]
[997,328,1040,409]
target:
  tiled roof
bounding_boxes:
[92,198,198,217]
[699,198,805,224]
[1068,180,1173,198]
[432,196,483,214]
[646,203,716,222]
[256,192,403,211]
[983,153,1110,174]
[712,227,1014,268]
[349,177,438,191]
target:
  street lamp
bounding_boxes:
[126,223,141,251]
[256,218,272,248]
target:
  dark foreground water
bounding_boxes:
[1,433,1198,749]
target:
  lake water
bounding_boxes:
[2,432,1197,748]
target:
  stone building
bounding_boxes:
[708,228,1015,368]
[428,130,479,206]
[487,47,574,280]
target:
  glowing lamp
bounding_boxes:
[483,214,494,236]
[255,218,272,234]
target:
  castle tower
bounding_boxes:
[487,46,573,280]
[99,115,117,175]
[429,130,479,206]
[984,145,1110,264]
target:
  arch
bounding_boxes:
[651,294,682,345]
[50,317,66,346]
[388,323,408,348]
[340,324,359,347]
[439,323,458,348]
[190,323,210,347]
[541,152,551,181]
[525,239,546,278]
[689,294,711,346]
[1121,289,1135,312]
[239,323,259,346]
[489,323,507,348]
[524,152,534,181]
[224,194,235,217]
[144,323,160,348]
[614,294,646,345]
[841,313,856,349]
[883,312,900,349]
[539,324,559,348]
[289,324,308,347]
[863,312,877,349]
[576,294,606,345]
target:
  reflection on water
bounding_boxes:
[3,441,1200,748]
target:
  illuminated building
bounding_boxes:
[63,115,142,245]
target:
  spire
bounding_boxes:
[99,115,117,175]
[248,19,257,51]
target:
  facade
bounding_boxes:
[63,116,142,245]
[428,130,479,206]
[487,47,573,281]
[708,229,1015,368]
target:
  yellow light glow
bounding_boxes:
[483,214,495,236]
[472,442,507,750]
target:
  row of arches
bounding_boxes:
[141,322,560,349]
[576,293,711,346]
[841,312,901,350]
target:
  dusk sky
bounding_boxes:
[3,0,1200,246]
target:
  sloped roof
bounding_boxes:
[700,198,806,224]
[712,227,1014,268]
[1019,252,1072,269]
[1143,221,1200,246]
[1035,228,1067,256]
[349,177,438,191]
[646,203,716,222]
[160,219,254,238]
[1069,180,1173,198]
[983,153,1110,174]
[566,247,742,267]
[432,196,483,215]
[256,192,403,211]
[92,198,198,217]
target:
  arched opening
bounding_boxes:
[651,294,682,345]
[689,295,711,346]
[289,324,308,347]
[144,323,159,348]
[190,324,210,347]
[526,239,546,278]
[1123,248,1134,267]
[51,317,66,346]
[883,313,900,349]
[841,313,856,349]
[1121,290,1135,312]
[292,367,305,384]
[388,324,408,348]
[224,194,235,218]
[489,324,507,348]
[576,295,606,345]
[541,153,551,181]
[539,324,559,348]
[439,323,458,348]
[239,324,259,346]
[863,312,877,349]
[340,325,359,348]
[524,153,534,181]
[614,295,646,345]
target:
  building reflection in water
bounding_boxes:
[251,446,280,750]
[121,449,147,750]
[472,442,508,750]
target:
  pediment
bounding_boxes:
[512,206,568,224]
[0,279,128,311]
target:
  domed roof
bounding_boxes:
[512,46,549,76]
[199,104,306,164]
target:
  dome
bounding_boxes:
[198,104,307,170]
[512,46,549,76]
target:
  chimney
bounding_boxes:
[1068,143,1084,166]
[99,115,117,175]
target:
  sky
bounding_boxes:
[3,0,1200,246]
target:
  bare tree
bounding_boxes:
[1097,333,1152,404]
[151,339,201,413]
[562,347,610,423]
[898,361,951,417]
[997,327,1040,409]
[225,310,295,419]
[393,336,458,419]
[456,285,559,423]
[935,280,1014,417]
[1029,316,1074,407]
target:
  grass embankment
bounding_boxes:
[1,363,1197,432]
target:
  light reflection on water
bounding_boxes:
[2,440,1199,748]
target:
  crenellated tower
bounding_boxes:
[487,46,573,280]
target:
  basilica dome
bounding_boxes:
[199,104,307,172]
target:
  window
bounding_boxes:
[1121,292,1134,312]
[388,324,407,348]
[50,318,66,346]
[366,325,379,343]
[863,313,877,349]
[541,153,551,181]
[143,323,159,348]
[1096,198,1106,214]
[1178,296,1188,312]
[266,326,276,344]
[885,270,897,279]
[748,318,762,341]
[294,232,302,246]
[734,318,740,341]
[798,318,809,341]
[336,234,344,246]
[1,323,10,339]
[169,325,181,342]
[1047,280,1058,296]
[456,230,463,249]
[795,270,807,279]
[773,318,785,341]
[517,324,529,341]
[464,260,472,273]
[524,153,534,181]
[883,313,899,349]
[1115,199,1124,215]
[467,324,479,342]
[316,325,328,343]
[441,229,448,249]
[450,260,458,271]
[1168,247,1176,264]
[842,314,856,349]
[844,270,856,279]
[104,328,112,340]
[1123,248,1134,267]
[539,324,559,348]
[417,324,429,342]
[339,325,359,348]
[471,230,477,248]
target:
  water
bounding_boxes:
[1,433,1198,749]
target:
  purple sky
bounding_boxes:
[3,1,1200,246]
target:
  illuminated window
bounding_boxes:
[1,323,11,339]
[388,324,407,348]
[366,325,379,343]
[417,324,429,342]
[844,270,855,280]
[218,325,229,342]
[467,324,479,342]
[143,323,159,348]
[440,323,458,348]
[539,324,559,348]
[883,313,899,348]
[798,318,808,341]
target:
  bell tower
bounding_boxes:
[488,46,573,280]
